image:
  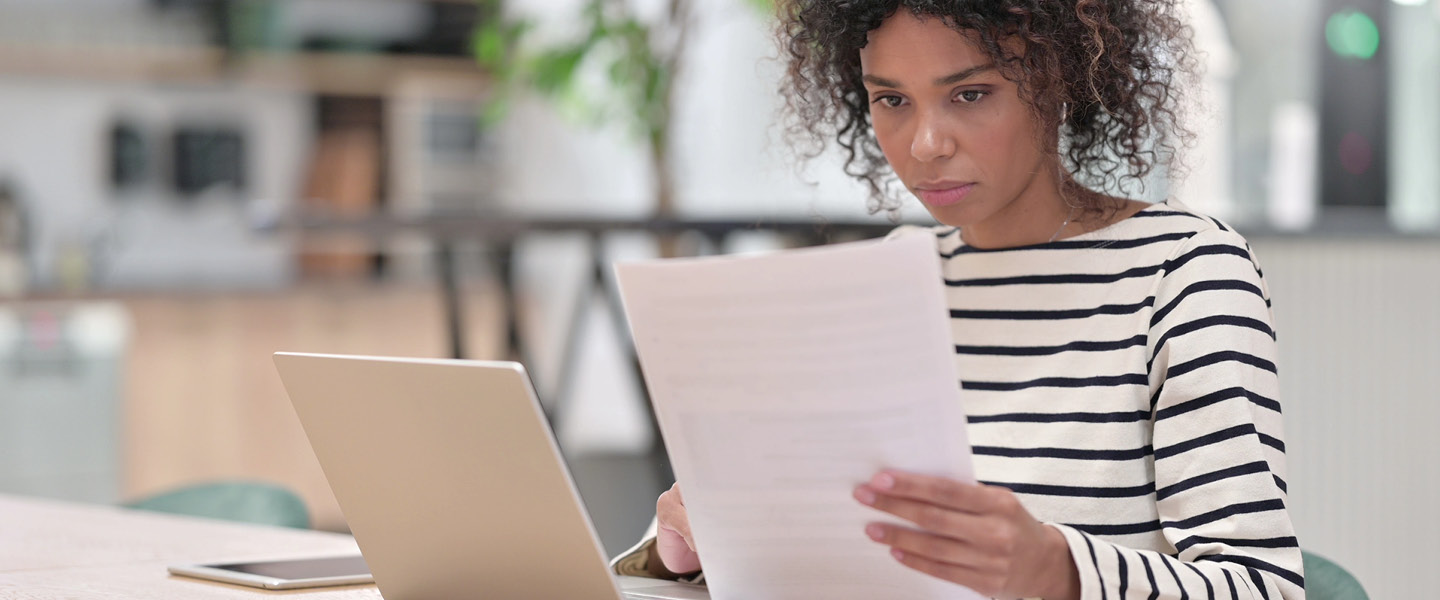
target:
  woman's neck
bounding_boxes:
[959,166,1078,250]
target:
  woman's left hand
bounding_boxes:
[854,470,1080,600]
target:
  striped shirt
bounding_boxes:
[616,199,1303,599]
[923,199,1302,599]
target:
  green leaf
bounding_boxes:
[607,56,628,86]
[472,23,506,66]
[530,45,589,95]
[470,0,715,148]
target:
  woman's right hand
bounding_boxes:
[655,483,702,574]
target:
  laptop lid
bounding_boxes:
[273,352,624,600]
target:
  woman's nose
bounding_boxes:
[910,109,958,163]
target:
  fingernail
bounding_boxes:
[891,548,905,560]
[854,487,876,505]
[873,472,895,490]
[865,524,885,540]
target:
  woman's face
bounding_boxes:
[859,11,1055,229]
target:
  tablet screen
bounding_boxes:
[209,556,370,580]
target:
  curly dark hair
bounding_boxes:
[777,0,1197,218]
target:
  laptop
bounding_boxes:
[273,352,708,600]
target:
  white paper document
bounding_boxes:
[615,233,981,600]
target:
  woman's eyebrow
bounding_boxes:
[934,64,996,86]
[862,74,903,88]
[862,64,997,89]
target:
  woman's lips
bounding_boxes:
[914,183,975,207]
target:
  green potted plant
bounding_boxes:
[474,0,773,246]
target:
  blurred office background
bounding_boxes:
[0,0,1434,596]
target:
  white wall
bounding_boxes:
[1388,3,1440,231]
[1253,237,1440,599]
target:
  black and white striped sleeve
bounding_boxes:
[1050,228,1305,600]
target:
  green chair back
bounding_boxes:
[125,481,310,529]
[1303,550,1369,600]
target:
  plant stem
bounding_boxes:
[652,0,692,256]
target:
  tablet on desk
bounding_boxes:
[168,555,373,590]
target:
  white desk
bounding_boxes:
[0,494,380,598]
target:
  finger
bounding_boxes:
[854,488,991,542]
[659,517,696,552]
[655,527,702,573]
[868,471,997,512]
[658,519,695,552]
[660,508,693,547]
[864,523,995,571]
[890,547,1004,598]
[656,491,695,549]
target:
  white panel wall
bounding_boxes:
[1251,237,1440,599]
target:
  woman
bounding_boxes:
[615,1,1303,599]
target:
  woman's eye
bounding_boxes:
[873,95,905,108]
[956,90,986,103]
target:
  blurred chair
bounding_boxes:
[1303,550,1369,600]
[125,481,309,529]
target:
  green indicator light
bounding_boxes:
[1326,10,1380,60]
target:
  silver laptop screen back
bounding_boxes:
[274,353,623,600]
